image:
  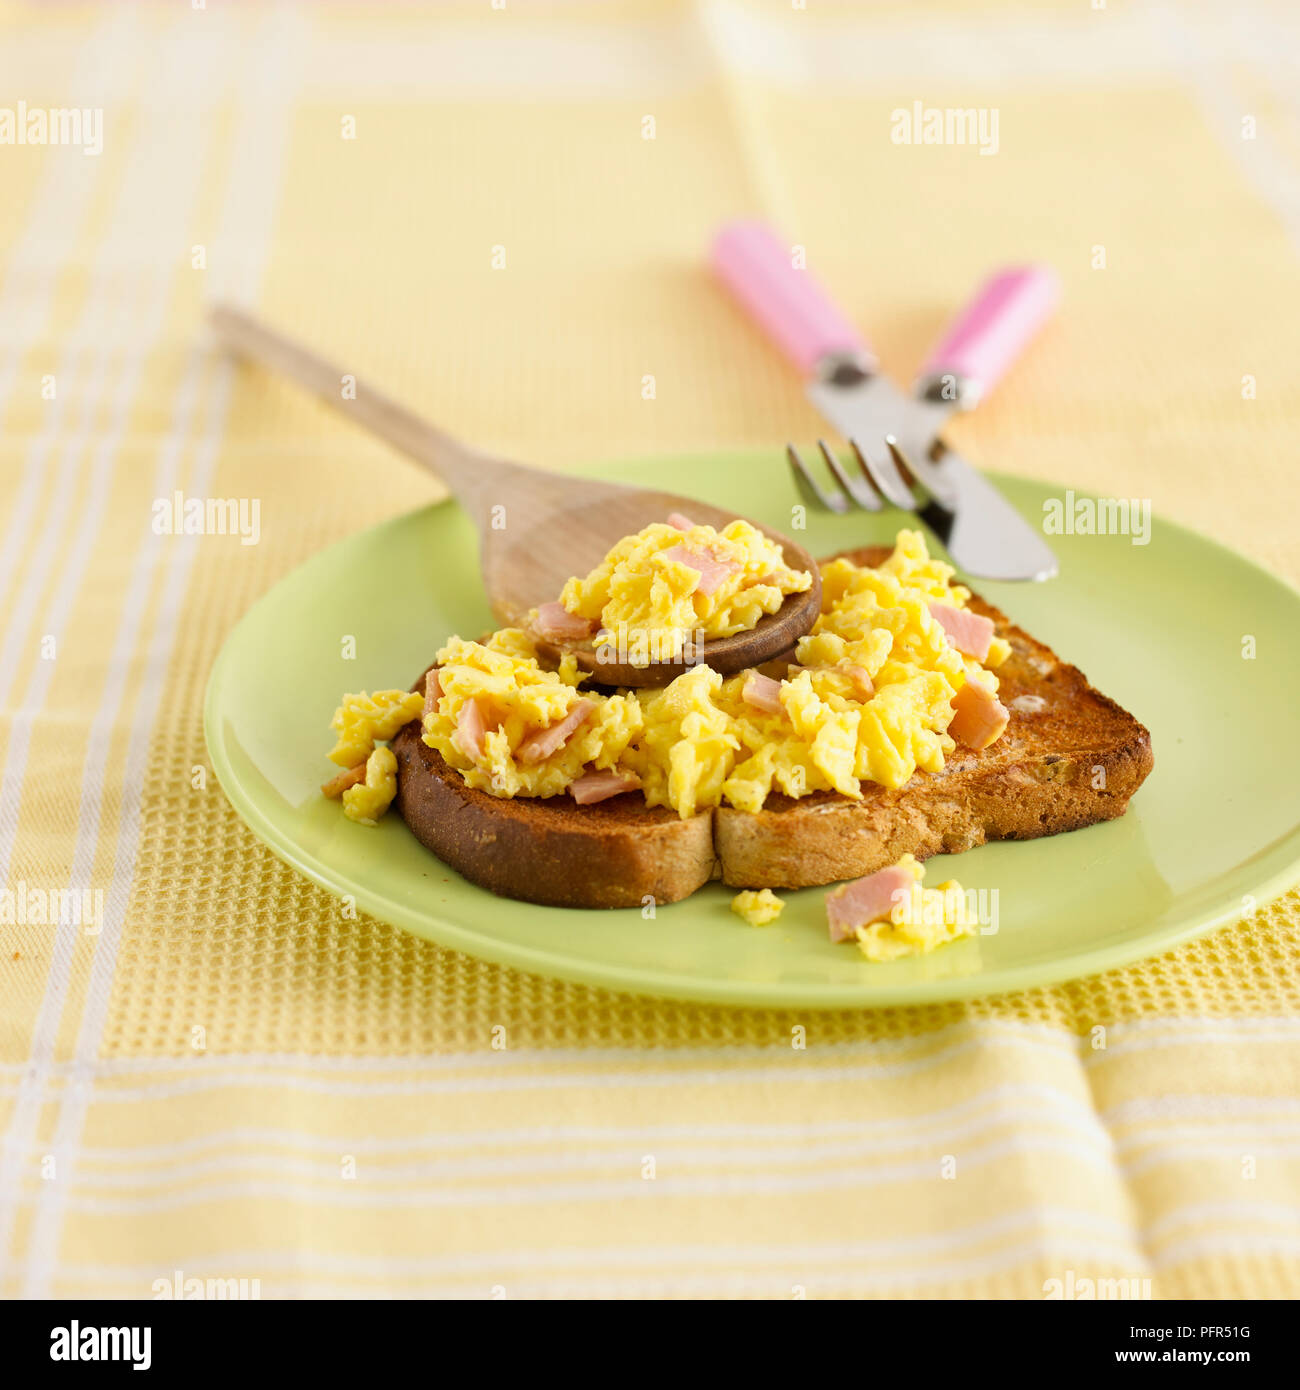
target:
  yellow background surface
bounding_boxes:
[0,0,1298,1298]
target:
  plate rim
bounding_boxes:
[203,460,1300,1008]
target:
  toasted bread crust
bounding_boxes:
[392,725,716,908]
[393,548,1153,906]
[716,545,1154,886]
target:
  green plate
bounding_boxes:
[204,451,1300,1008]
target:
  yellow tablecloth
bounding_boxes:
[2,0,1299,1299]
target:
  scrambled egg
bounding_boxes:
[424,630,643,799]
[849,855,977,962]
[326,529,1012,829]
[328,689,424,767]
[624,529,1008,815]
[342,745,399,826]
[731,888,784,926]
[324,688,424,825]
[559,519,811,665]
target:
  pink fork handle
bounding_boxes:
[711,221,871,376]
[920,265,1060,399]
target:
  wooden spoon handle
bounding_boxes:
[208,303,511,514]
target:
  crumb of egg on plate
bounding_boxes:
[730,888,785,926]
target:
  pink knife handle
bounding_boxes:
[920,265,1060,400]
[711,221,871,377]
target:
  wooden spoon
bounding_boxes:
[209,305,822,687]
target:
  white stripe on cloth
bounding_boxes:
[35,1128,1300,1195]
[18,1,312,1301]
[16,1204,1135,1276]
[24,1080,1113,1163]
[0,3,224,1282]
[14,1134,1296,1213]
[40,1119,1114,1191]
[21,1208,1300,1295]
[286,1,1268,97]
[11,1135,1136,1214]
[0,6,142,614]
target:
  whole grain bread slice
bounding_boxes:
[392,546,1153,906]
[392,729,716,908]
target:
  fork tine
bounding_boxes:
[818,439,882,511]
[851,435,917,511]
[884,435,959,513]
[787,442,849,513]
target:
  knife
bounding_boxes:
[896,266,1061,581]
[710,222,1060,581]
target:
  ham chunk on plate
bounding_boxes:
[533,601,597,643]
[949,680,1009,750]
[569,769,642,804]
[321,762,368,799]
[666,512,695,531]
[516,699,595,765]
[661,545,738,596]
[826,864,916,944]
[928,601,995,662]
[741,671,784,715]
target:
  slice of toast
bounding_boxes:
[392,547,1153,907]
[393,731,716,909]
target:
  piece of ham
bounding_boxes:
[569,768,642,805]
[843,664,874,700]
[661,545,738,596]
[453,696,492,764]
[928,601,995,662]
[516,699,595,765]
[741,671,784,715]
[533,601,597,643]
[321,762,368,799]
[949,680,1009,750]
[423,668,442,717]
[826,864,916,944]
[666,512,695,531]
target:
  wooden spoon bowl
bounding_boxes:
[210,306,823,685]
[511,490,821,688]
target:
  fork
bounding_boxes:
[785,266,1060,519]
[711,223,1060,579]
[787,438,913,515]
[712,221,920,512]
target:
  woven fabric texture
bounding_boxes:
[0,0,1298,1299]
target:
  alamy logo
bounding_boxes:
[1043,1269,1152,1300]
[1042,490,1152,545]
[1,102,103,156]
[891,882,999,935]
[891,102,999,156]
[152,490,261,545]
[594,624,706,669]
[0,881,104,931]
[151,1269,261,1299]
[50,1322,151,1370]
